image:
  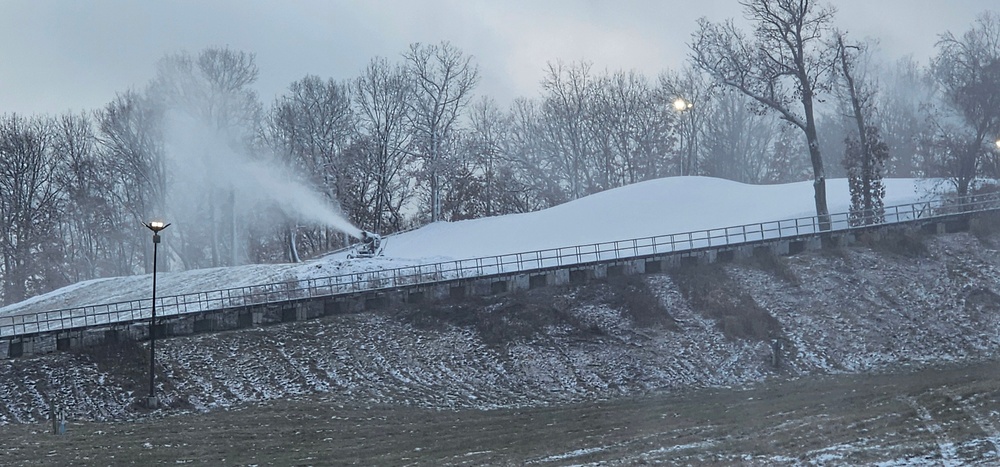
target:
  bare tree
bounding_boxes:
[834,34,888,225]
[700,89,787,183]
[873,57,933,178]
[456,97,518,218]
[267,75,354,260]
[538,61,598,200]
[590,70,671,187]
[468,98,503,217]
[150,47,263,268]
[929,11,1000,198]
[0,114,62,304]
[353,57,414,233]
[52,112,129,282]
[658,67,713,177]
[196,48,261,132]
[96,90,167,273]
[153,47,261,133]
[507,97,563,210]
[403,41,479,222]
[690,0,838,229]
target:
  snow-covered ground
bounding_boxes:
[372,176,934,260]
[6,176,1000,464]
[5,227,1000,464]
[0,176,936,319]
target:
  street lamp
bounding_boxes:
[672,97,693,112]
[672,97,695,175]
[143,220,170,409]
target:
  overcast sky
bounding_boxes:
[0,0,996,116]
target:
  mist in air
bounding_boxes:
[162,112,363,260]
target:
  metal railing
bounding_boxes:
[3,192,999,339]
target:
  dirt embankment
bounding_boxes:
[3,227,1000,426]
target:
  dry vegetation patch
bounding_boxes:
[670,263,780,341]
[604,275,680,329]
[861,228,929,258]
[397,288,602,347]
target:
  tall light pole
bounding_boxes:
[143,220,169,409]
[672,98,694,175]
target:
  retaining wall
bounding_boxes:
[0,216,974,359]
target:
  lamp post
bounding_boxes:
[672,98,694,175]
[143,220,170,409]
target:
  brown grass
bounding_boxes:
[75,338,150,400]
[970,211,1000,246]
[742,250,800,285]
[861,228,928,258]
[397,288,601,347]
[669,263,780,341]
[604,275,679,329]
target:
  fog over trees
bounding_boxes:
[1,2,999,306]
[691,0,839,229]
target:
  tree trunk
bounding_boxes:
[286,225,300,263]
[3,251,27,305]
[229,189,238,266]
[802,84,830,231]
[210,191,220,267]
[805,123,830,231]
[430,171,440,222]
[838,36,876,224]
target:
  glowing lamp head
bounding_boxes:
[673,98,692,112]
[995,139,1000,149]
[144,220,170,233]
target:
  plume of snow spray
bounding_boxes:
[239,159,363,238]
[162,112,363,241]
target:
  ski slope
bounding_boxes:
[0,176,937,318]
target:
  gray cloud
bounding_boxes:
[0,0,995,116]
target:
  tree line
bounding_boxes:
[2,0,999,306]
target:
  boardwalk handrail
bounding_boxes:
[2,192,998,339]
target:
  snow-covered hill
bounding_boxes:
[0,176,935,317]
[373,176,933,260]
